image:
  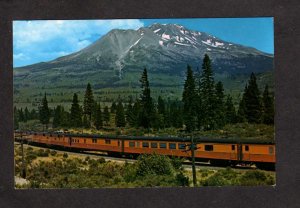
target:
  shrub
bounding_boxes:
[25,153,37,162]
[85,156,90,162]
[123,163,137,183]
[238,170,269,186]
[136,154,174,176]
[217,167,239,180]
[200,174,228,186]
[50,150,57,156]
[175,172,189,186]
[63,153,68,158]
[97,158,106,164]
[36,149,49,157]
[170,156,183,170]
[26,147,33,151]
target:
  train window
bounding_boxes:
[232,145,235,151]
[151,142,158,148]
[136,142,140,148]
[179,144,186,150]
[84,139,86,144]
[245,145,249,151]
[105,139,111,144]
[129,141,135,147]
[169,143,176,150]
[118,140,120,146]
[142,142,149,148]
[159,143,166,149]
[92,139,97,143]
[269,146,274,154]
[204,145,214,151]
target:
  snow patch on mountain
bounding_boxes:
[162,33,171,40]
[202,39,212,46]
[153,28,161,33]
[174,42,190,46]
[215,42,224,47]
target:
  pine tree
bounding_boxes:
[244,73,262,123]
[237,86,247,123]
[18,108,24,122]
[170,100,183,128]
[52,105,62,128]
[115,101,126,127]
[195,66,203,129]
[157,96,166,128]
[224,95,236,124]
[131,100,141,127]
[83,83,94,120]
[182,65,197,132]
[215,81,225,128]
[82,114,90,128]
[262,85,274,124]
[157,96,166,115]
[199,54,216,130]
[125,99,134,127]
[30,109,37,120]
[60,106,70,128]
[39,93,50,129]
[164,98,172,128]
[110,102,117,113]
[70,93,82,127]
[14,106,19,130]
[24,107,30,122]
[103,106,110,125]
[139,68,154,129]
[94,103,103,130]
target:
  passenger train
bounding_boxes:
[14,131,275,170]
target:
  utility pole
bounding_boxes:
[20,132,26,178]
[183,133,197,187]
[191,135,197,187]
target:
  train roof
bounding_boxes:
[21,131,275,144]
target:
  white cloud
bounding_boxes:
[13,19,144,67]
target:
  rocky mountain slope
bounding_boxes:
[14,23,274,103]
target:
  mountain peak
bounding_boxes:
[14,23,273,83]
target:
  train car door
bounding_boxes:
[237,144,243,161]
[121,139,125,155]
[230,144,237,160]
[68,137,72,146]
[243,145,250,161]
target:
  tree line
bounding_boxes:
[181,54,274,132]
[14,54,274,132]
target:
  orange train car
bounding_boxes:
[15,131,275,170]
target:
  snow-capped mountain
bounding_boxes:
[14,23,273,89]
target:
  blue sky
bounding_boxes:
[13,18,273,67]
